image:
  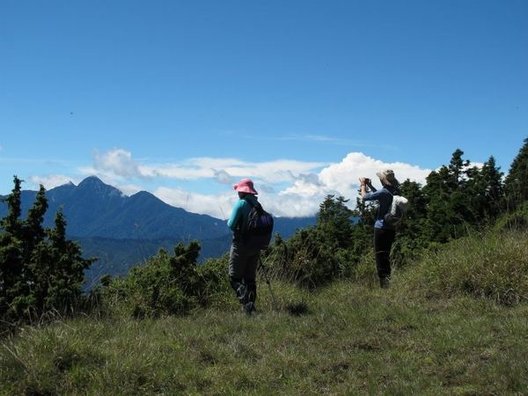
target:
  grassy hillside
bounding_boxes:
[1,230,528,395]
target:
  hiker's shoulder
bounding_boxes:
[365,188,386,199]
[243,195,259,206]
[231,199,247,212]
[380,187,397,198]
[236,198,256,212]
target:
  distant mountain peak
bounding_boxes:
[130,190,154,198]
[77,176,125,198]
[129,190,163,204]
[78,175,106,186]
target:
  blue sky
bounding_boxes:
[1,0,527,218]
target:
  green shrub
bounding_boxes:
[270,228,341,289]
[103,242,230,318]
[196,255,232,309]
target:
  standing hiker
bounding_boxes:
[227,178,261,314]
[360,169,400,288]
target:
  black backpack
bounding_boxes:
[243,199,274,250]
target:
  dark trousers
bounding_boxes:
[228,242,260,305]
[374,228,396,280]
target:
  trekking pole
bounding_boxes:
[258,257,278,310]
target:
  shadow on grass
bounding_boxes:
[285,301,310,316]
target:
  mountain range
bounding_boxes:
[0,176,316,287]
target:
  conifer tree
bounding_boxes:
[1,178,93,322]
[480,156,504,216]
[0,176,24,319]
[1,176,22,234]
[423,149,473,242]
[317,195,354,249]
[465,156,504,223]
[44,210,93,313]
[504,138,528,210]
[448,148,469,188]
[23,185,48,249]
[22,185,49,314]
[391,180,429,265]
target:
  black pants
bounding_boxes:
[374,228,396,280]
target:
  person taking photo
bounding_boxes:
[359,170,400,288]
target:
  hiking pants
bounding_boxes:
[374,228,396,280]
[228,242,260,305]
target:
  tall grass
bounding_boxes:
[402,230,528,305]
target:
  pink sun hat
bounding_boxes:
[233,178,258,195]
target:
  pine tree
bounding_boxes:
[423,149,473,243]
[391,179,429,265]
[0,176,25,319]
[317,195,354,250]
[504,138,528,210]
[465,156,504,224]
[23,185,48,249]
[22,185,49,315]
[1,176,23,234]
[448,148,469,189]
[44,210,93,313]
[1,178,93,322]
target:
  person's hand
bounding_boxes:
[359,177,370,186]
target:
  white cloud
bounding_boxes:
[280,173,323,196]
[148,157,326,183]
[213,169,233,184]
[155,187,235,219]
[154,184,319,219]
[90,149,326,185]
[269,152,432,214]
[263,192,322,218]
[318,152,431,201]
[94,149,142,178]
[114,183,143,196]
[29,175,77,190]
[34,148,432,219]
[152,153,431,218]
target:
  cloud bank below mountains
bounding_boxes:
[32,148,431,219]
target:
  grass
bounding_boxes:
[402,230,528,305]
[1,230,528,395]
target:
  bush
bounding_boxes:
[103,242,230,318]
[269,229,341,289]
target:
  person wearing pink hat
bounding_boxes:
[359,170,401,289]
[227,178,261,314]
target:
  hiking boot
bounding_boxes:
[244,302,256,315]
[380,277,390,289]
